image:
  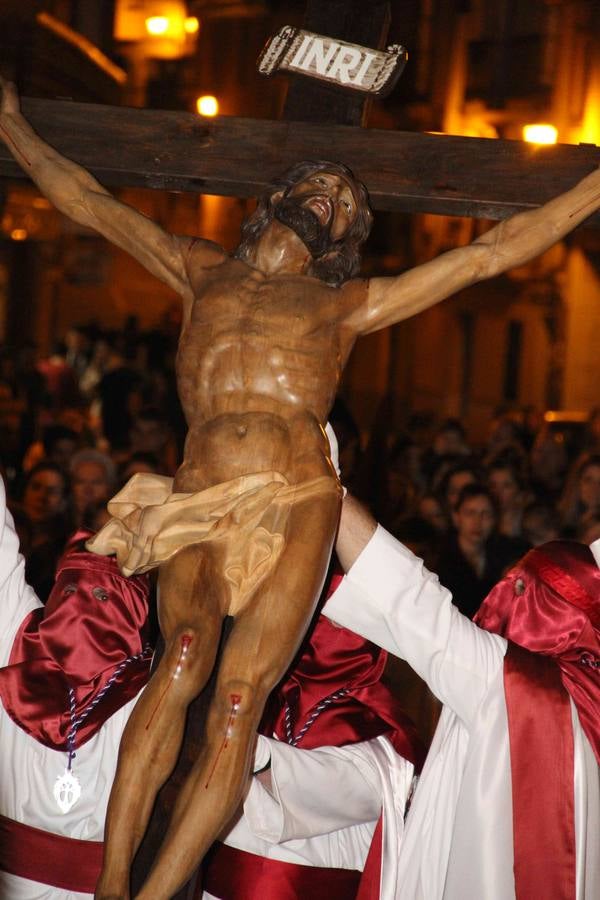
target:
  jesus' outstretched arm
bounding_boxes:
[344,163,600,335]
[0,78,221,305]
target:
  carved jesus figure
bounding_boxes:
[1,79,600,900]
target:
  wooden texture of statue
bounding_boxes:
[2,77,600,899]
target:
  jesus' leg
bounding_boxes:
[95,544,225,900]
[135,488,340,900]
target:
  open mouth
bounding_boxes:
[304,195,333,226]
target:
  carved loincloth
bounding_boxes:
[87,471,339,615]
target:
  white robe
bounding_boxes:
[202,719,415,898]
[0,481,139,900]
[322,526,600,900]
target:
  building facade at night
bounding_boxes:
[0,0,598,442]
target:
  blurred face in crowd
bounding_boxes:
[453,494,496,550]
[434,428,466,457]
[23,468,67,522]
[130,418,167,456]
[578,463,600,512]
[49,437,79,472]
[71,461,111,515]
[488,467,521,512]
[487,416,519,448]
[522,506,560,547]
[65,327,88,355]
[446,470,477,512]
[418,495,447,533]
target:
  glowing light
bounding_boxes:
[185,16,199,34]
[10,228,27,241]
[196,95,219,117]
[145,16,170,36]
[523,123,558,145]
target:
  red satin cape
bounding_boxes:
[0,531,151,750]
[475,540,600,900]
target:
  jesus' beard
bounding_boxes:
[273,195,333,259]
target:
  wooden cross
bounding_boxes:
[0,4,598,224]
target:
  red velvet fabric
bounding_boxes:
[0,531,151,750]
[504,645,576,900]
[261,573,425,771]
[202,841,361,900]
[475,540,600,763]
[475,540,600,900]
[0,813,103,892]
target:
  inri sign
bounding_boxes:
[258,26,407,97]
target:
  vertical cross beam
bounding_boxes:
[283,0,392,126]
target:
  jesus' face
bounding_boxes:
[273,170,359,258]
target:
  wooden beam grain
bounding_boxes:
[1,97,599,224]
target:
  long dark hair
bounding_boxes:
[235,160,373,287]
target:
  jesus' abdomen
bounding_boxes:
[174,334,339,492]
[173,283,343,491]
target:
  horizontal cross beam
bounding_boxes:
[1,97,599,224]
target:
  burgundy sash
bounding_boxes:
[355,817,382,900]
[0,814,103,893]
[202,841,361,899]
[504,644,576,900]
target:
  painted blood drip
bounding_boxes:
[205,693,242,789]
[145,635,192,731]
[569,189,600,219]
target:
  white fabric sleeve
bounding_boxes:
[324,525,506,726]
[253,733,272,772]
[244,736,394,843]
[0,479,41,662]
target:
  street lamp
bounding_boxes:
[145,16,170,36]
[115,1,199,59]
[523,123,558,145]
[196,95,219,116]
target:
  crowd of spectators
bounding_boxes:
[2,318,600,623]
[0,319,183,602]
[334,400,600,620]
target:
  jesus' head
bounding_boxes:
[235,160,373,287]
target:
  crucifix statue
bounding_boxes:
[1,72,600,899]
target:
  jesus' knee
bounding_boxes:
[209,678,266,741]
[161,626,213,701]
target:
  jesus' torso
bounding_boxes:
[173,254,366,492]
